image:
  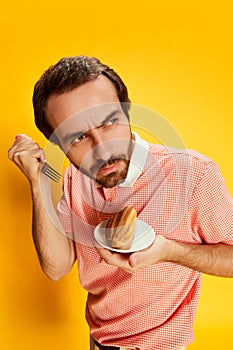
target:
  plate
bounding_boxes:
[94,219,156,253]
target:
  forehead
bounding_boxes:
[53,102,125,142]
[46,75,119,130]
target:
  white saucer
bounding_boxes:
[94,219,156,253]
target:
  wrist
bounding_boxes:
[165,239,190,264]
[30,174,50,200]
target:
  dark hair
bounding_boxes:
[33,56,131,141]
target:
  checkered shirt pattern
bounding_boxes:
[57,139,233,350]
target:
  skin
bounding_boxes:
[46,77,133,188]
[8,75,233,279]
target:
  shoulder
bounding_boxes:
[149,143,213,165]
[149,143,211,161]
[148,143,216,180]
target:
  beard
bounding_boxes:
[94,158,129,188]
[76,139,133,188]
[78,156,130,188]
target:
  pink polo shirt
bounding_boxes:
[57,134,233,350]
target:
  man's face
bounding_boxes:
[46,75,133,188]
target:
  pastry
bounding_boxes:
[105,206,137,250]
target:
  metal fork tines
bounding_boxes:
[41,161,62,182]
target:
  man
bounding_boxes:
[8,56,233,350]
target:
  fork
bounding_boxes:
[41,161,62,182]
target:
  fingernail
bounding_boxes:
[15,134,24,139]
[16,134,31,140]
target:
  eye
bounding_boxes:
[104,117,119,127]
[72,133,88,144]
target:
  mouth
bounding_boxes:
[97,161,120,176]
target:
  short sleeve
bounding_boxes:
[191,161,233,244]
[57,194,73,231]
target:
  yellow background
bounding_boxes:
[1,1,233,349]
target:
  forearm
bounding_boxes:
[166,239,233,277]
[108,235,233,275]
[31,177,76,281]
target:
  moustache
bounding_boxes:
[90,155,127,175]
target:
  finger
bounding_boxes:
[129,253,138,268]
[95,245,114,262]
[93,240,103,250]
[13,148,44,164]
[94,240,135,271]
[15,134,32,143]
[8,134,33,158]
[9,137,43,163]
[99,250,134,273]
[11,134,32,149]
[10,142,40,157]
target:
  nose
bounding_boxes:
[91,129,112,161]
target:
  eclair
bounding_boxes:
[105,206,137,250]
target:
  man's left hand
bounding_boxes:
[95,235,169,273]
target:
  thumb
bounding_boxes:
[129,252,139,268]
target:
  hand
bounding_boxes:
[95,235,169,273]
[8,134,45,184]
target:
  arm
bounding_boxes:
[165,239,233,277]
[96,236,233,276]
[8,134,76,281]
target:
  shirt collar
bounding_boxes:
[118,132,148,187]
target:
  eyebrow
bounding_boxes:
[61,108,122,144]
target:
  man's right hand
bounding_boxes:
[8,134,45,185]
